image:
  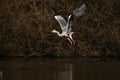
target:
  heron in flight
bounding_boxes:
[51,3,86,45]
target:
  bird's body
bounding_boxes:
[51,3,86,45]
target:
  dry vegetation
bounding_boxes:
[0,0,120,58]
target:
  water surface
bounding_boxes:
[0,58,120,80]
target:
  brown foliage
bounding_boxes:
[0,0,120,57]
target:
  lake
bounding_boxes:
[0,58,120,80]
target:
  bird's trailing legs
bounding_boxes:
[67,37,75,47]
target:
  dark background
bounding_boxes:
[0,0,120,58]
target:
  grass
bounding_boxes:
[0,0,120,58]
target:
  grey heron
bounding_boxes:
[51,3,86,45]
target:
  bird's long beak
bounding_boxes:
[51,30,54,32]
[49,29,54,32]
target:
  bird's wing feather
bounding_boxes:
[69,21,72,30]
[73,3,86,18]
[67,4,86,33]
[67,15,73,33]
[68,20,72,33]
[54,15,67,31]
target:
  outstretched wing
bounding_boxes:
[73,3,86,18]
[52,8,67,31]
[67,4,86,33]
[54,15,67,31]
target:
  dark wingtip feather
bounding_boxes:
[51,7,59,16]
[69,14,74,21]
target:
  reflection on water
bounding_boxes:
[0,71,2,80]
[0,58,120,80]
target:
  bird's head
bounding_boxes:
[51,29,57,33]
[51,29,61,36]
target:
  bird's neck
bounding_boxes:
[54,31,62,36]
